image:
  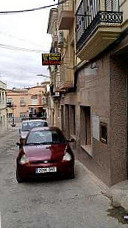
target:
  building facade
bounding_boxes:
[0,80,7,129]
[47,0,128,186]
[7,82,50,122]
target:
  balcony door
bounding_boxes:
[105,0,119,11]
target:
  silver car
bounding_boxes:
[19,119,48,139]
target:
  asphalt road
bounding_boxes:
[0,126,128,228]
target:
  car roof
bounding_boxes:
[30,126,61,132]
[22,119,47,123]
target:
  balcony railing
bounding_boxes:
[7,102,13,107]
[20,102,26,106]
[31,99,38,105]
[76,0,123,52]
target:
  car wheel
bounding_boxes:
[16,169,24,183]
[70,171,75,179]
[67,169,75,179]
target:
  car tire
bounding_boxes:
[70,172,75,179]
[16,169,24,183]
[67,169,75,179]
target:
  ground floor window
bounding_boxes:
[80,106,92,154]
[100,122,107,144]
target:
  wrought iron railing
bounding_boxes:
[76,0,123,52]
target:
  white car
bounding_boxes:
[19,119,48,139]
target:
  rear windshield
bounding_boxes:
[22,121,48,131]
[26,130,66,145]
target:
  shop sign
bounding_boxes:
[42,53,61,65]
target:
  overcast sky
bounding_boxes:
[0,0,58,88]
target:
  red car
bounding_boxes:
[16,127,75,182]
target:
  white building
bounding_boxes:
[0,80,7,129]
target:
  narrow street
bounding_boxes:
[0,126,127,228]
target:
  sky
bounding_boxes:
[0,0,58,88]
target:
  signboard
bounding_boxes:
[42,53,61,65]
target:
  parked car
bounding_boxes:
[16,127,75,182]
[19,119,48,139]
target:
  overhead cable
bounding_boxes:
[0,31,44,48]
[0,0,69,14]
[0,43,47,53]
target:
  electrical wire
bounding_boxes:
[0,43,47,53]
[0,31,44,48]
[0,0,69,14]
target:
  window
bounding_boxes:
[20,112,26,118]
[26,130,66,145]
[22,121,48,131]
[80,106,91,146]
[20,97,26,106]
[31,95,38,105]
[100,122,107,144]
[31,95,37,99]
[105,0,119,11]
[8,98,12,103]
[7,98,13,107]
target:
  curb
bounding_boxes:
[105,181,128,212]
[77,161,128,212]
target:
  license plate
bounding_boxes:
[35,167,57,174]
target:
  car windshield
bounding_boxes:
[22,121,47,131]
[26,130,66,145]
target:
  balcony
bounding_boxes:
[7,102,13,108]
[58,64,74,90]
[59,81,74,90]
[20,102,26,107]
[58,0,74,30]
[76,0,123,61]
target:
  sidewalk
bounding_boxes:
[106,181,128,212]
[80,163,128,213]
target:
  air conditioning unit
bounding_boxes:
[58,31,64,47]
